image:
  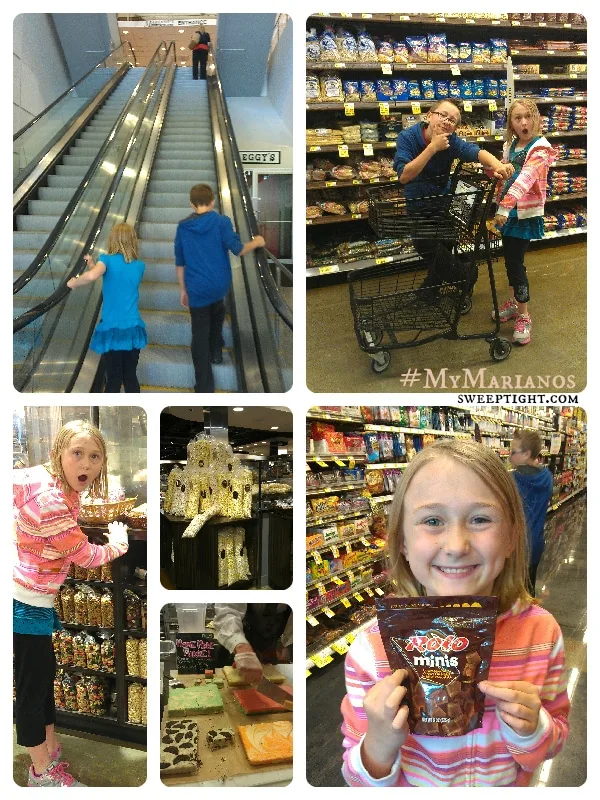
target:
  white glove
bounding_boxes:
[105,521,129,550]
[234,649,263,684]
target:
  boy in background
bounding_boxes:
[175,184,264,392]
[509,430,553,596]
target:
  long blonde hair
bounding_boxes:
[107,223,139,263]
[47,420,108,500]
[505,98,542,144]
[386,438,533,613]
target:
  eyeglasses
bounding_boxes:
[431,110,459,127]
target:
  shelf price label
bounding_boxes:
[360,537,371,546]
[325,181,337,187]
[379,102,390,115]
[363,143,374,156]
[316,582,326,596]
[353,592,364,602]
[352,179,361,184]
[370,177,380,183]
[511,20,521,26]
[375,256,393,265]
[375,587,385,596]
[331,639,350,655]
[312,652,334,669]
[323,607,335,618]
[338,145,349,158]
[345,542,353,554]
[309,145,321,151]
[334,62,347,68]
[382,63,392,75]
[341,597,352,608]
[306,669,312,678]
[465,18,475,24]
[311,550,323,565]
[331,545,340,558]
[341,12,353,17]
[411,101,421,114]
[495,134,503,140]
[436,16,445,22]
[569,73,578,79]
[387,141,396,147]
[334,458,346,466]
[488,100,498,111]
[362,13,373,18]
[399,15,410,21]
[547,50,555,55]
[349,458,356,468]
[316,460,329,467]
[564,22,572,27]
[351,213,362,219]
[538,21,547,27]
[540,74,548,79]
[346,569,355,581]
[332,576,345,586]
[365,587,375,597]
[307,615,319,627]
[492,19,501,24]
[344,102,355,116]
[463,100,473,112]
[451,66,461,76]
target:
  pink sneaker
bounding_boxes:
[49,743,62,762]
[27,760,86,787]
[492,298,518,323]
[513,314,532,345]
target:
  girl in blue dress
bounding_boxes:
[67,223,147,391]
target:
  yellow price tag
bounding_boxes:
[375,256,393,265]
[351,214,362,219]
[316,460,328,467]
[341,597,351,608]
[307,615,319,627]
[451,66,461,76]
[511,20,521,26]
[360,537,371,546]
[370,177,380,184]
[331,640,350,655]
[334,459,345,467]
[344,102,355,116]
[381,63,392,75]
[346,569,355,581]
[540,74,548,80]
[488,100,497,111]
[323,607,335,618]
[354,592,364,602]
[363,143,374,156]
[365,587,375,597]
[564,22,572,27]
[375,587,385,596]
[436,16,445,22]
[547,50,555,55]
[309,145,321,151]
[463,101,472,113]
[338,145,349,158]
[387,141,396,147]
[465,18,475,24]
[352,179,361,184]
[306,669,312,678]
[316,583,326,596]
[334,62,347,69]
[411,101,421,114]
[332,576,344,586]
[312,550,323,565]
[570,73,578,79]
[362,13,373,18]
[341,12,353,17]
[390,175,399,181]
[379,102,390,115]
[345,542,353,554]
[331,545,340,558]
[325,181,337,187]
[306,220,313,225]
[312,652,334,668]
[319,265,339,276]
[495,135,503,140]
[538,21,547,27]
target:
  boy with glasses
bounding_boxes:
[509,430,553,596]
[393,100,513,298]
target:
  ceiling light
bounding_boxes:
[233,407,244,412]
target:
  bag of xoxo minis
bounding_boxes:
[376,596,498,736]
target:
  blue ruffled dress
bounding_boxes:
[90,253,147,353]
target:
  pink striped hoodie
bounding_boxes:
[13,465,128,607]
[494,138,559,220]
[341,600,570,787]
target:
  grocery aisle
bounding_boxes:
[307,241,586,391]
[306,493,587,787]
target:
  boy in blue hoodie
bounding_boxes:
[509,430,554,596]
[175,183,264,392]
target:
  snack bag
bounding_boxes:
[376,596,498,736]
[421,79,435,100]
[427,33,447,63]
[435,80,449,99]
[406,35,428,63]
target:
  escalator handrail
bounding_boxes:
[13,42,171,334]
[265,248,293,282]
[13,41,136,141]
[13,59,151,295]
[208,54,293,331]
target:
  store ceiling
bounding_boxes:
[117,13,217,67]
[161,406,293,460]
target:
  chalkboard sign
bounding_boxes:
[175,632,218,674]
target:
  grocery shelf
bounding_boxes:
[307,62,507,72]
[306,615,378,671]
[545,191,586,203]
[549,486,586,512]
[307,141,396,153]
[306,452,367,463]
[308,410,364,423]
[308,574,387,616]
[518,96,587,104]
[307,530,380,558]
[513,74,586,81]
[306,212,369,226]
[551,159,586,167]
[308,99,501,112]
[364,423,472,437]
[509,49,586,57]
[306,509,370,528]
[307,252,420,278]
[543,227,586,240]
[307,552,386,590]
[365,462,410,470]
[306,483,367,496]
[307,176,398,191]
[309,14,586,32]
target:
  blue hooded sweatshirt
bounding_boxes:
[512,466,554,565]
[174,210,243,308]
[393,122,481,200]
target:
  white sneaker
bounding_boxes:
[513,314,532,345]
[492,298,518,323]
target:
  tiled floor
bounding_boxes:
[306,493,587,787]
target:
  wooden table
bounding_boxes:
[160,667,293,786]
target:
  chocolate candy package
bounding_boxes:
[376,596,498,736]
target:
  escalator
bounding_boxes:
[13,43,292,394]
[14,67,143,315]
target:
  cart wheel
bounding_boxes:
[490,338,512,362]
[362,329,383,348]
[370,351,391,374]
[460,295,473,315]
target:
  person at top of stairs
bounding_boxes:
[67,223,147,392]
[175,183,265,393]
[190,25,211,80]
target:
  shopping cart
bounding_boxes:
[348,165,509,374]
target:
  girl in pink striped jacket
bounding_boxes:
[491,99,559,345]
[341,438,569,787]
[13,420,129,787]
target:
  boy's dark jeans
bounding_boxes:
[190,301,226,392]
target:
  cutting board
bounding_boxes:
[160,669,293,786]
